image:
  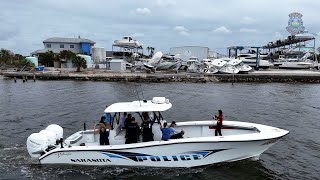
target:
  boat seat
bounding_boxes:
[65,132,83,145]
[152,124,162,141]
[109,129,126,145]
[114,130,126,140]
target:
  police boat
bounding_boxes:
[26,97,289,167]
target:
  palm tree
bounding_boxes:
[150,47,155,57]
[146,47,151,55]
[72,56,87,72]
[0,49,13,65]
[58,50,76,61]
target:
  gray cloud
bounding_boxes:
[0,0,319,55]
[212,26,232,34]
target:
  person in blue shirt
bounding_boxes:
[161,122,173,141]
[102,112,112,130]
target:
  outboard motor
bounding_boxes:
[45,124,63,142]
[39,130,56,145]
[26,124,64,158]
[26,133,49,158]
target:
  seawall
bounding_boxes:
[2,70,320,83]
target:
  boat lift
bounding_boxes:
[262,33,317,61]
[227,46,262,70]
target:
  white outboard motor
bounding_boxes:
[39,130,56,145]
[26,133,48,158]
[45,124,63,142]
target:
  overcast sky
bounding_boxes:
[1,0,319,55]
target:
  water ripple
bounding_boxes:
[1,80,320,179]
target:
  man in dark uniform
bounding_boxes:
[141,112,154,142]
[125,117,140,144]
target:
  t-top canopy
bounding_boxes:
[104,97,172,113]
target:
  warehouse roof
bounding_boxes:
[43,37,95,44]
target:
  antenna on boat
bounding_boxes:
[134,84,142,106]
[138,83,145,100]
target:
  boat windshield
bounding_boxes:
[110,111,164,130]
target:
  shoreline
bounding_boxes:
[2,69,320,83]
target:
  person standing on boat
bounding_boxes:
[102,112,112,130]
[125,113,132,128]
[120,112,127,129]
[141,112,154,142]
[94,116,110,145]
[125,117,140,144]
[214,110,223,136]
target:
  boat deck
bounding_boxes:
[64,120,285,147]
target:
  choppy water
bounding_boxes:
[0,79,320,179]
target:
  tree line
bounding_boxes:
[0,49,33,69]
[0,49,87,72]
[38,50,87,72]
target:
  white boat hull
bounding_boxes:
[39,138,281,167]
[218,65,240,74]
[279,62,313,69]
[241,59,271,69]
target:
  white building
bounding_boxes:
[110,59,126,71]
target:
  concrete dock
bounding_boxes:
[2,69,320,83]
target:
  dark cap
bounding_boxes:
[171,121,176,125]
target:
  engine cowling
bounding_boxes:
[39,130,56,145]
[46,124,63,140]
[26,133,48,158]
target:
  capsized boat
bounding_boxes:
[26,97,289,167]
[211,59,240,74]
[222,58,252,73]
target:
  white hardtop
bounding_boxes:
[104,97,172,113]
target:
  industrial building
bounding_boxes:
[170,46,209,61]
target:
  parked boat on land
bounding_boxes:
[113,36,142,48]
[186,56,201,73]
[238,53,272,69]
[26,97,289,167]
[277,52,319,69]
